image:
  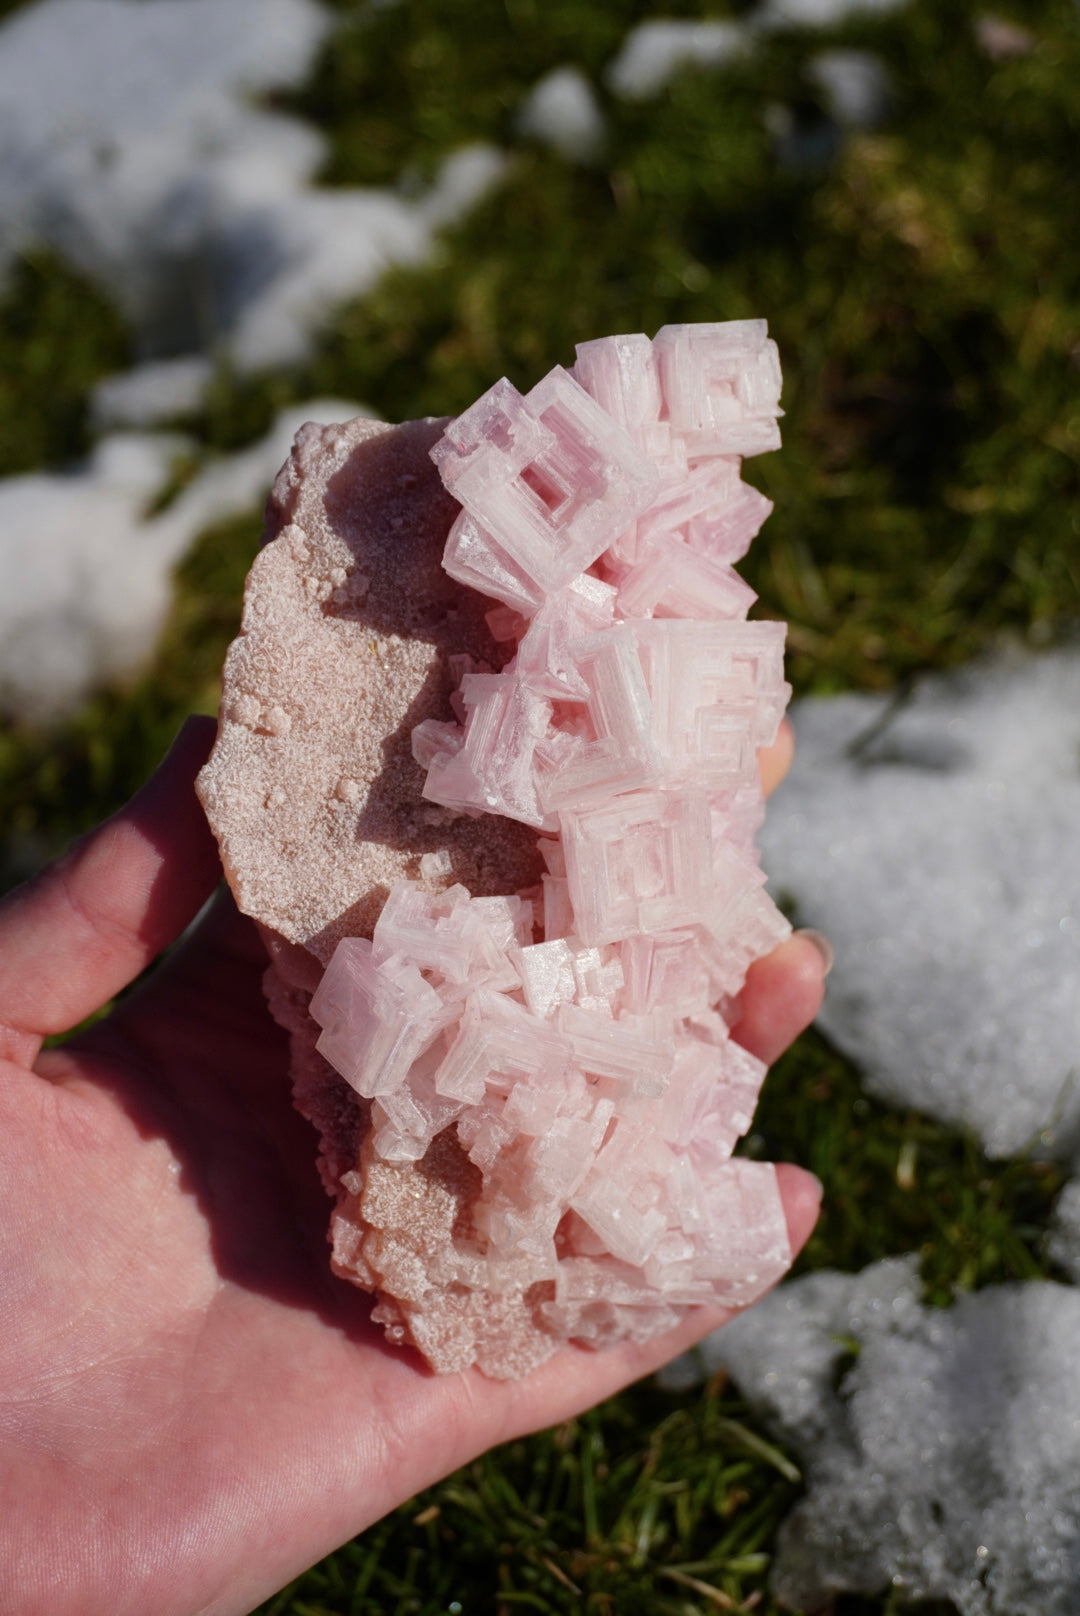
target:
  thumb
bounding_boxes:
[0,717,221,1068]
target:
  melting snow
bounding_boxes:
[704,1258,1080,1615]
[606,3,907,102]
[0,0,503,716]
[92,357,216,430]
[0,0,504,377]
[606,20,751,100]
[806,48,891,128]
[659,645,1080,1611]
[761,647,1080,1161]
[0,400,367,721]
[516,67,606,162]
[756,0,910,27]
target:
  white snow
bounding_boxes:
[606,20,751,100]
[92,357,216,430]
[1048,1178,1080,1282]
[0,434,183,724]
[0,0,505,716]
[223,144,505,372]
[516,67,606,162]
[757,0,910,28]
[759,647,1080,1161]
[606,7,903,104]
[699,1258,1080,1615]
[0,0,505,374]
[806,48,891,126]
[0,400,368,722]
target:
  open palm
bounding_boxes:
[0,717,825,1616]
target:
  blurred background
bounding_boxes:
[1,0,1077,1611]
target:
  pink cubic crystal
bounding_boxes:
[653,320,783,456]
[345,323,793,1370]
[433,367,660,609]
[200,321,800,1380]
[309,938,451,1098]
[560,788,716,944]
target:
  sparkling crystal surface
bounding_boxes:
[209,324,798,1379]
[311,324,796,1372]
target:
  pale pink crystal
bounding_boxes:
[653,320,783,456]
[560,788,718,945]
[619,929,719,1017]
[614,539,758,621]
[572,332,675,463]
[309,939,452,1099]
[442,508,547,616]
[200,321,801,1380]
[686,478,774,563]
[434,367,660,609]
[433,988,574,1105]
[636,619,791,785]
[421,671,554,828]
[635,457,744,550]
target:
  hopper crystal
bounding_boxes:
[227,322,799,1378]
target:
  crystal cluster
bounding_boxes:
[307,323,796,1373]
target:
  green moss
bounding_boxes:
[271,0,1080,702]
[0,250,131,475]
[284,0,688,189]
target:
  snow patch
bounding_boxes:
[760,647,1080,1161]
[703,1259,1080,1616]
[92,357,216,430]
[606,20,751,101]
[757,0,909,28]
[0,0,505,373]
[807,48,891,127]
[516,67,606,162]
[0,400,368,722]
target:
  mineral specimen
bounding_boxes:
[198,321,796,1378]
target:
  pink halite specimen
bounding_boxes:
[309,324,793,1375]
[199,321,795,1380]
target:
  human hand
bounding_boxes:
[0,717,825,1616]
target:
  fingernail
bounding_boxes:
[800,1169,825,1206]
[795,928,834,977]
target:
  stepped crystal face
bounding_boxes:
[199,322,796,1379]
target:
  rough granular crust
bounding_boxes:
[198,414,556,1374]
[197,414,542,967]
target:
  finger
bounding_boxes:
[158,882,269,977]
[0,716,221,1067]
[732,930,829,1067]
[774,1159,823,1252]
[758,716,794,798]
[86,887,269,1057]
